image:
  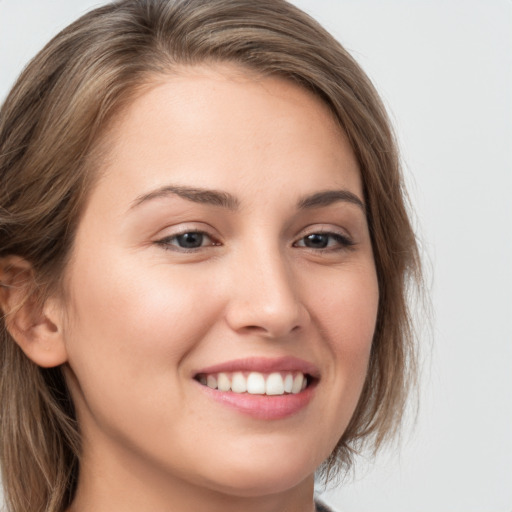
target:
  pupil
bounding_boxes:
[305,233,328,248]
[177,232,203,248]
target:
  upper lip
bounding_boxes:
[193,356,320,379]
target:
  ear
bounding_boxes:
[0,256,68,368]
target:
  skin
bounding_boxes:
[10,65,380,512]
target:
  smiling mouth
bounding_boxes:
[194,371,314,396]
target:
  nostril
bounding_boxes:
[239,323,302,338]
[245,325,266,331]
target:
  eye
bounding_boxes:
[156,231,219,251]
[294,232,354,250]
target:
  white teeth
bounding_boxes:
[206,375,217,389]
[247,372,266,394]
[231,372,247,393]
[284,373,294,393]
[200,371,310,395]
[291,373,304,394]
[217,372,231,392]
[266,372,285,395]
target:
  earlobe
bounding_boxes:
[0,256,68,368]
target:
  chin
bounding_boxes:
[194,443,323,498]
[203,466,314,498]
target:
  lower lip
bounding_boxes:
[196,381,316,420]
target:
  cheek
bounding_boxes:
[61,253,224,407]
[313,261,379,350]
[341,272,378,373]
[308,260,379,412]
[66,256,212,349]
[61,257,225,445]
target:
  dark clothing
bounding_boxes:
[315,499,337,512]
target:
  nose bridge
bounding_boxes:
[225,238,308,337]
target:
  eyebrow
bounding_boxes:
[131,185,240,210]
[297,189,365,212]
[130,184,365,212]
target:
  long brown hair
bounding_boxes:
[0,1,421,510]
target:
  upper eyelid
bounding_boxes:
[154,231,220,253]
[294,224,353,239]
[154,223,219,239]
[292,225,356,248]
[157,230,218,243]
[152,223,354,243]
[294,232,353,245]
[161,228,212,237]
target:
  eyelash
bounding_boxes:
[155,230,220,252]
[292,231,355,251]
[155,229,354,253]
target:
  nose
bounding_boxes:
[224,245,310,339]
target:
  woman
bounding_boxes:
[0,1,420,511]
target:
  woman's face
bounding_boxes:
[59,65,378,499]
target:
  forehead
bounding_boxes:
[90,64,362,211]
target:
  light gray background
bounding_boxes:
[1,1,511,511]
